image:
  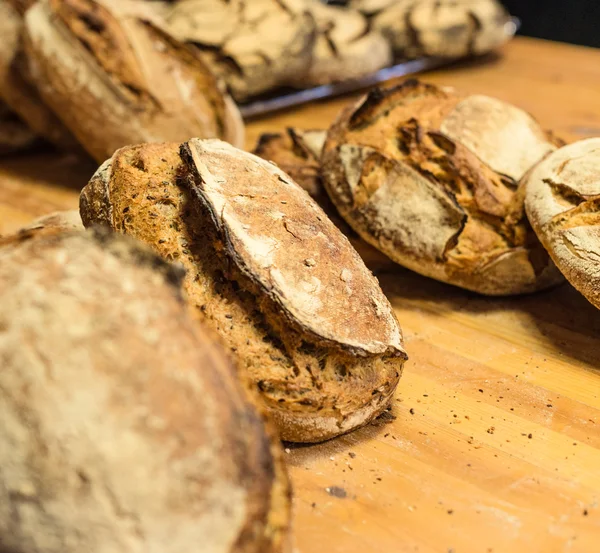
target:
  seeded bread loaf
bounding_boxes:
[0,226,291,553]
[351,0,511,58]
[253,128,394,271]
[166,0,316,102]
[321,80,565,295]
[23,0,244,163]
[524,138,600,309]
[0,0,80,151]
[80,139,407,443]
[290,1,391,87]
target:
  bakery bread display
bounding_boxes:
[351,0,511,58]
[80,138,407,443]
[23,0,244,163]
[253,127,394,271]
[166,0,316,102]
[0,226,291,553]
[524,138,600,309]
[321,79,565,295]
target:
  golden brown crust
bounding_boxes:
[23,0,244,162]
[525,138,600,309]
[81,140,407,443]
[321,79,564,295]
[0,227,291,553]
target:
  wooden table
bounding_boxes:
[2,37,600,553]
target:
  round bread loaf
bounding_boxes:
[0,227,291,553]
[321,79,565,295]
[23,0,244,163]
[80,139,407,443]
[524,138,600,309]
[165,0,316,102]
[253,128,394,272]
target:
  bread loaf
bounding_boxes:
[289,1,391,86]
[166,0,316,101]
[351,0,511,58]
[321,79,565,295]
[0,0,80,151]
[21,209,83,232]
[524,138,600,309]
[0,226,291,553]
[81,139,407,443]
[253,128,394,271]
[23,0,244,163]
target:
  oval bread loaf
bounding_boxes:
[0,226,291,553]
[321,79,564,295]
[80,138,407,443]
[524,138,600,309]
[23,0,244,163]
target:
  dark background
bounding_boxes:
[502,0,600,48]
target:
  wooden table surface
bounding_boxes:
[2,37,600,553]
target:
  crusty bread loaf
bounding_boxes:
[289,1,391,87]
[81,139,407,443]
[253,128,394,271]
[165,0,316,101]
[321,79,565,295]
[0,226,291,553]
[0,100,37,154]
[351,0,511,58]
[524,138,600,309]
[0,0,80,151]
[23,0,244,163]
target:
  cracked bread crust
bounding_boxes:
[525,138,600,309]
[80,140,407,443]
[165,0,316,102]
[253,128,394,271]
[23,0,244,163]
[321,79,564,295]
[0,227,291,553]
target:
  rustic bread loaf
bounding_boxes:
[80,139,407,443]
[321,79,565,295]
[23,0,244,163]
[21,209,84,232]
[0,0,80,151]
[524,138,600,309]
[165,0,316,102]
[0,100,37,154]
[289,1,391,87]
[351,0,511,58]
[0,226,291,553]
[253,128,394,271]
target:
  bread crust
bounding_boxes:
[23,0,244,162]
[525,138,600,309]
[81,139,407,442]
[0,227,291,553]
[321,79,564,295]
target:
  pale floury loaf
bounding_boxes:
[23,0,244,163]
[321,79,565,295]
[0,226,291,553]
[525,138,600,309]
[80,139,407,443]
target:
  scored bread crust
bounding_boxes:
[23,0,244,163]
[0,227,291,553]
[524,138,600,309]
[321,79,564,295]
[81,140,407,443]
[165,0,316,102]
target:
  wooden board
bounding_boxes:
[1,37,600,553]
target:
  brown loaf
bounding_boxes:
[23,0,244,163]
[80,139,407,443]
[253,128,394,271]
[0,226,291,553]
[321,79,565,295]
[524,138,600,309]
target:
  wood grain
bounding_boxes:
[1,37,600,553]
